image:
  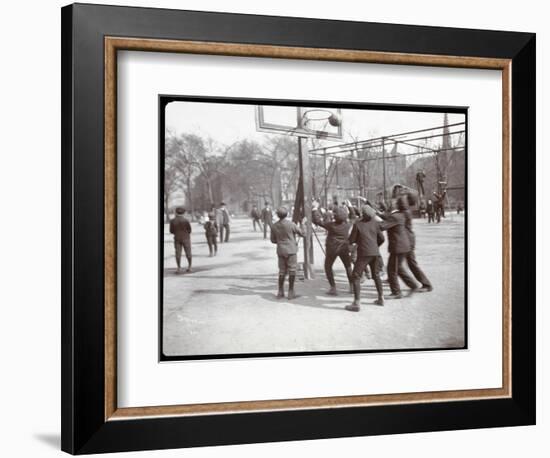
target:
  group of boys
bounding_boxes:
[269,193,433,312]
[170,194,434,312]
[169,202,232,274]
[249,202,274,239]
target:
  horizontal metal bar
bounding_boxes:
[317,135,465,157]
[309,121,466,153]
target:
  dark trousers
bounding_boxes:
[324,245,352,287]
[219,223,230,242]
[387,252,417,294]
[206,235,217,255]
[371,255,384,275]
[174,240,191,268]
[427,212,434,223]
[252,218,262,231]
[352,256,383,299]
[406,250,431,287]
[263,221,271,239]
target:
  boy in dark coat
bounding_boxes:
[203,212,218,257]
[261,202,273,239]
[346,206,385,311]
[250,205,262,232]
[270,207,304,299]
[218,202,231,242]
[380,196,418,298]
[312,202,353,296]
[169,207,192,274]
[426,199,435,223]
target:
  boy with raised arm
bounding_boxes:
[346,206,385,311]
[312,200,353,296]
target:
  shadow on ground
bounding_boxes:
[33,433,60,449]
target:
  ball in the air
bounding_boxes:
[328,112,342,127]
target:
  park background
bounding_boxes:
[164,103,465,221]
[0,0,545,457]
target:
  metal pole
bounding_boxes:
[298,136,314,279]
[308,121,466,154]
[382,137,387,206]
[323,148,328,208]
[297,108,314,279]
[362,160,366,199]
[435,150,442,194]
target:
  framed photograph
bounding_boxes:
[61,3,536,454]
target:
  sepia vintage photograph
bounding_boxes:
[160,97,466,360]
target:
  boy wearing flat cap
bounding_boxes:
[217,202,231,243]
[380,196,418,298]
[346,205,385,311]
[169,207,192,274]
[312,202,353,296]
[204,212,218,257]
[270,207,304,300]
[261,202,273,239]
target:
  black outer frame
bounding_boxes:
[61,3,535,455]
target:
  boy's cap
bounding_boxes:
[175,207,185,214]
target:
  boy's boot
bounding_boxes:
[345,279,361,312]
[276,275,285,299]
[288,274,297,300]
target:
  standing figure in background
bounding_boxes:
[347,205,385,311]
[250,205,262,232]
[270,207,304,300]
[380,196,418,299]
[426,199,435,223]
[418,199,426,219]
[312,202,353,296]
[169,206,192,274]
[261,202,273,240]
[432,190,447,223]
[204,212,218,257]
[218,202,231,243]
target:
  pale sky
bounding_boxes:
[165,101,465,150]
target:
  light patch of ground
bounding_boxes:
[163,214,465,357]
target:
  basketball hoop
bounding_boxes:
[302,109,342,129]
[255,105,343,140]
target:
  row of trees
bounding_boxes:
[164,122,466,222]
[164,131,300,222]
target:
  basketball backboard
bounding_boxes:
[255,105,343,140]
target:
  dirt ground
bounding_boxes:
[162,213,466,357]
